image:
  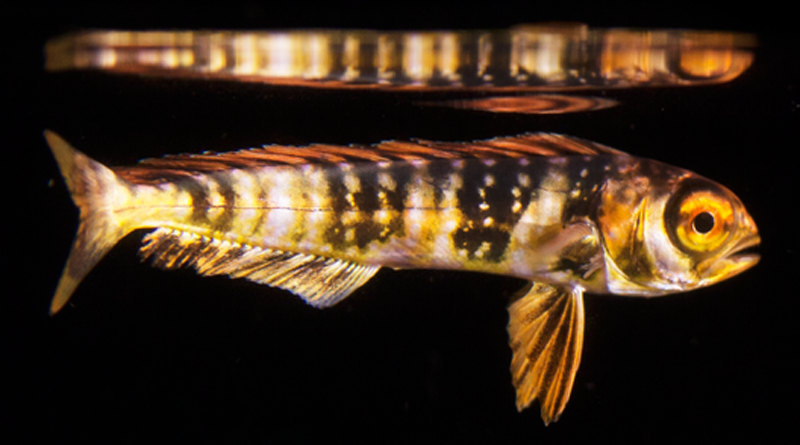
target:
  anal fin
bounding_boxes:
[140,228,379,308]
[507,282,585,425]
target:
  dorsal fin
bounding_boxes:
[139,228,380,308]
[114,133,628,184]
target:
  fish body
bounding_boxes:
[46,25,755,91]
[46,130,759,424]
[44,26,756,116]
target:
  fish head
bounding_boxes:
[596,161,760,296]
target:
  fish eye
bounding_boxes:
[666,185,735,253]
[691,211,715,234]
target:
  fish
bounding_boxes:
[44,24,756,114]
[45,129,760,424]
[45,25,756,90]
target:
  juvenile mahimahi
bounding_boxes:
[45,130,760,424]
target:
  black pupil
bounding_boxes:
[692,212,715,234]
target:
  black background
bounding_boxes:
[8,1,798,442]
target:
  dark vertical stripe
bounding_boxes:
[350,165,381,215]
[384,162,413,212]
[561,156,616,221]
[210,171,237,233]
[248,171,270,238]
[350,164,383,249]
[374,163,408,244]
[450,159,516,263]
[323,164,349,248]
[426,159,456,210]
[177,176,210,225]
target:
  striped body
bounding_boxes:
[46,26,755,90]
[116,150,633,294]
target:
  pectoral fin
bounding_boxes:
[507,282,585,425]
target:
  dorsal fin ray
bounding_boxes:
[114,133,629,184]
[139,228,380,308]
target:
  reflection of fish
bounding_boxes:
[45,24,756,115]
[46,129,759,424]
[45,25,756,90]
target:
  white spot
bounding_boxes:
[580,168,588,178]
[518,173,531,188]
[442,216,458,233]
[377,171,396,192]
[484,174,495,187]
[482,159,496,167]
[512,201,522,213]
[409,221,423,238]
[511,187,521,198]
[474,241,492,258]
[205,178,224,207]
[343,173,361,194]
[483,216,494,227]
[374,209,393,225]
[158,183,177,193]
[341,212,361,226]
[479,202,490,211]
[407,187,424,209]
[518,158,530,167]
[570,189,581,198]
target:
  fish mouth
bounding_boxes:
[729,234,761,264]
[699,233,761,287]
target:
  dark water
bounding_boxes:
[11,2,799,443]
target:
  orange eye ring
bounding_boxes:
[673,190,734,252]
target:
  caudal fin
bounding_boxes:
[45,130,134,315]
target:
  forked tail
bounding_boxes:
[45,130,136,314]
